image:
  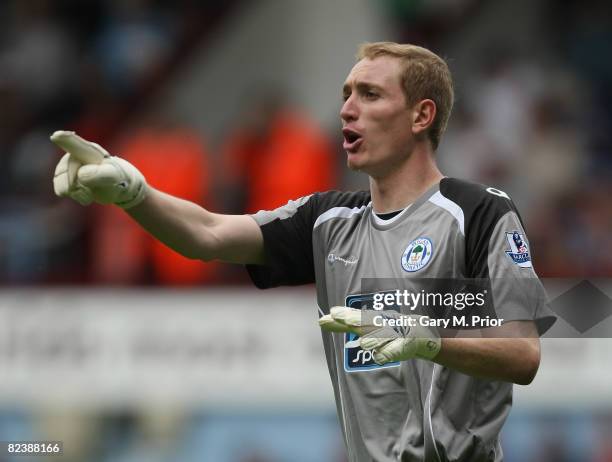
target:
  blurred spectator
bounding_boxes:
[220,87,338,214]
[72,59,125,143]
[0,128,86,284]
[466,49,540,189]
[0,0,76,117]
[91,117,218,285]
[437,103,497,183]
[93,0,173,97]
[519,95,585,203]
[535,437,573,462]
[37,412,101,462]
[595,414,612,462]
[236,452,276,462]
[554,0,612,167]
[379,0,481,47]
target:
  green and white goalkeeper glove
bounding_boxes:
[51,130,147,209]
[319,306,441,364]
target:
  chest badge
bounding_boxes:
[401,237,433,272]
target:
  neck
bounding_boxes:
[369,145,443,213]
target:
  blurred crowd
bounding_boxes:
[0,0,340,285]
[1,0,610,285]
[1,408,612,462]
[0,0,242,284]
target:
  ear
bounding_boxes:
[411,99,436,137]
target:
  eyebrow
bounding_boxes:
[342,81,384,95]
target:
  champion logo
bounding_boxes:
[327,253,359,266]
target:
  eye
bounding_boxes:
[342,92,351,102]
[364,90,378,100]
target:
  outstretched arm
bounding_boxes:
[51,131,264,265]
[126,188,264,264]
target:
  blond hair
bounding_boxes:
[357,42,454,150]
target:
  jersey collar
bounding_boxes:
[369,180,442,230]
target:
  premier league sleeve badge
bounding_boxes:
[504,231,532,268]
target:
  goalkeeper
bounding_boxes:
[52,42,555,462]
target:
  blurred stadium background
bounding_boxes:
[0,0,611,460]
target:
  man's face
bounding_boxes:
[341,56,415,176]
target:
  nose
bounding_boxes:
[340,94,358,123]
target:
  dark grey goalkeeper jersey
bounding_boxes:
[246,178,555,462]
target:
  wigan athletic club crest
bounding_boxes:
[504,231,532,268]
[401,237,433,272]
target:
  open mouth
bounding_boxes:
[342,128,363,152]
